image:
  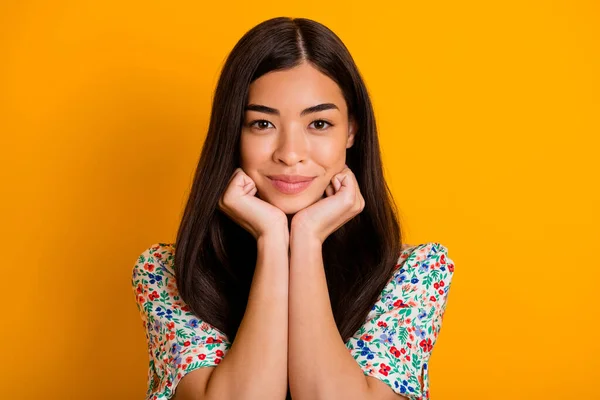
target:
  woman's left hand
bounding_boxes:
[291,164,365,245]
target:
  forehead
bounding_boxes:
[247,62,347,114]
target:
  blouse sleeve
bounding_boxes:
[131,243,232,400]
[345,242,455,400]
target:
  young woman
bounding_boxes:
[131,16,455,400]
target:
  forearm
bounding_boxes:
[205,233,289,400]
[288,234,371,400]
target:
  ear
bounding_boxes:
[346,117,357,149]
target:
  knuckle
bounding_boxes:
[342,196,354,208]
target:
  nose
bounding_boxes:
[272,125,308,166]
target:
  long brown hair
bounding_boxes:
[174,16,403,393]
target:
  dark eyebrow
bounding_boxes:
[244,103,339,116]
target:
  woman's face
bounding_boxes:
[240,62,357,215]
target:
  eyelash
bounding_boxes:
[248,119,334,131]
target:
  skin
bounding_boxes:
[239,61,357,222]
[217,61,404,399]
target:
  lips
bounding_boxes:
[267,174,316,183]
[267,175,316,195]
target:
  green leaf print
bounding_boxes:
[176,329,189,339]
[411,355,420,371]
[398,327,408,343]
[186,361,210,370]
[144,301,153,315]
[427,307,435,319]
[138,254,146,264]
[399,308,412,317]
[423,274,433,288]
[160,291,170,302]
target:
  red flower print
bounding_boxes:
[186,356,193,364]
[434,283,439,289]
[167,322,175,330]
[406,355,411,361]
[137,295,144,304]
[207,337,214,344]
[378,363,391,376]
[438,289,444,295]
[168,332,175,340]
[430,296,437,302]
[167,379,172,387]
[184,341,191,347]
[198,354,206,360]
[406,318,411,324]
[440,254,446,264]
[216,350,224,357]
[181,305,191,312]
[377,321,388,328]
[136,284,143,294]
[419,338,433,352]
[409,334,414,341]
[215,339,223,343]
[144,263,155,272]
[440,280,445,287]
[215,358,221,364]
[407,343,412,349]
[448,263,454,272]
[393,299,409,308]
[181,364,187,370]
[361,334,373,342]
[149,291,159,301]
[153,252,162,259]
[389,346,401,357]
[400,348,406,355]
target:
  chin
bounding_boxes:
[257,187,324,215]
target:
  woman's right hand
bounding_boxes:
[218,168,288,240]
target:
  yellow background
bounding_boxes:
[1,1,598,399]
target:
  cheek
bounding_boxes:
[312,139,347,171]
[240,136,267,168]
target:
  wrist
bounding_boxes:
[290,227,322,249]
[258,228,289,247]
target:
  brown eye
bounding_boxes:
[249,120,274,130]
[310,120,333,130]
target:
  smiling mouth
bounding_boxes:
[268,177,316,195]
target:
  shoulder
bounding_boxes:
[386,241,455,307]
[131,242,177,280]
[130,242,178,309]
[396,242,454,274]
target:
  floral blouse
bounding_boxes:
[131,241,455,400]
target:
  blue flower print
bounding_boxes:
[170,342,181,355]
[148,273,163,285]
[380,333,394,345]
[186,318,199,329]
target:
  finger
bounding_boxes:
[226,168,243,187]
[332,175,342,192]
[325,183,335,197]
[241,179,255,194]
[334,173,353,192]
